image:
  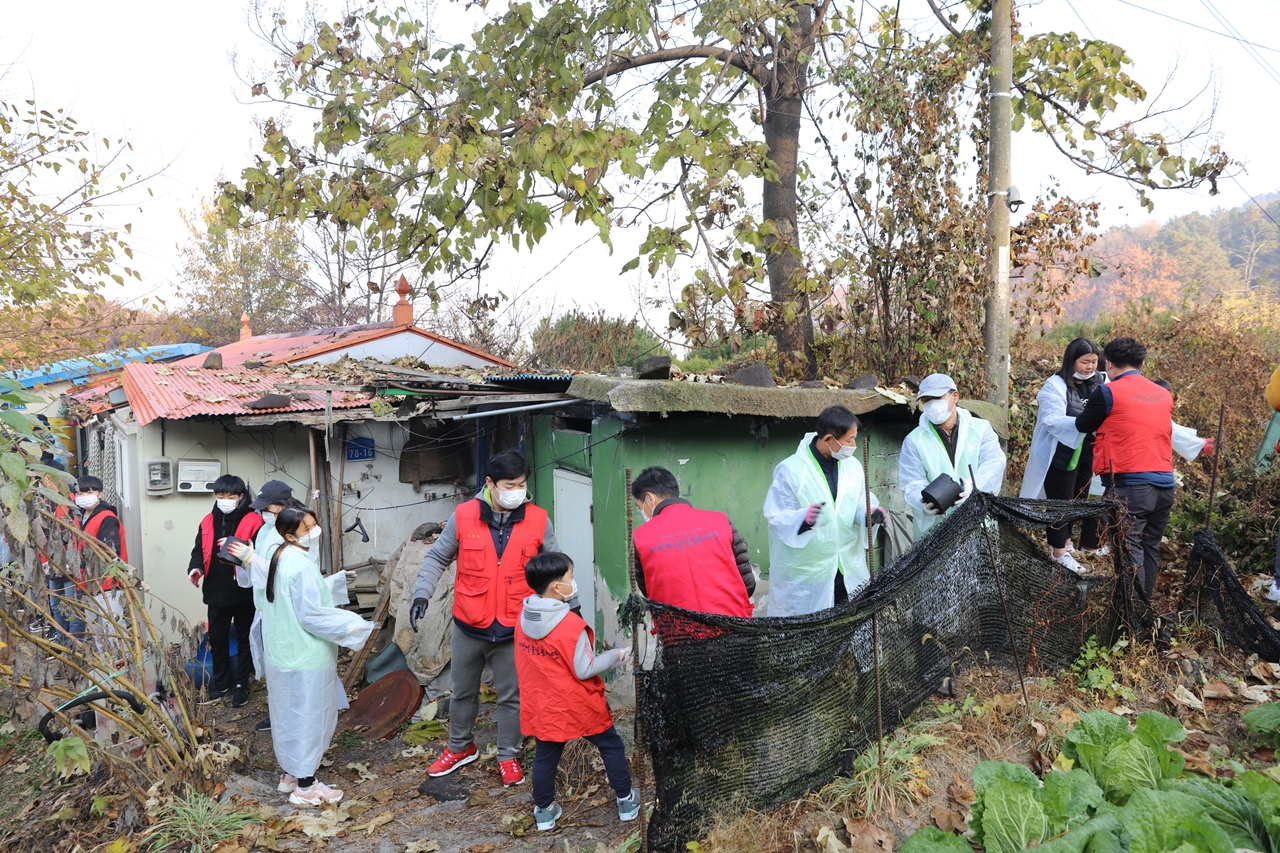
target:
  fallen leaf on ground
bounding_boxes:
[479,683,498,703]
[949,773,976,806]
[1167,685,1205,710]
[1176,749,1217,778]
[11,762,29,773]
[346,761,377,782]
[468,845,496,853]
[1237,682,1272,703]
[992,692,1021,714]
[1030,720,1047,740]
[239,823,262,847]
[814,825,849,853]
[1251,662,1279,683]
[401,720,446,745]
[401,745,427,758]
[346,802,372,819]
[467,790,491,808]
[498,813,535,836]
[0,721,16,735]
[47,808,78,821]
[420,700,438,721]
[1059,708,1081,726]
[103,838,136,853]
[1111,705,1135,716]
[932,806,967,833]
[844,818,893,853]
[1202,680,1235,700]
[284,806,351,838]
[405,840,441,853]
[1252,747,1276,763]
[373,788,396,803]
[352,810,394,835]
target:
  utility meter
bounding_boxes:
[177,459,221,494]
[145,457,174,496]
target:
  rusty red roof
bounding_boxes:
[122,362,373,427]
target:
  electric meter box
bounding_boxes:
[145,457,174,496]
[176,459,222,494]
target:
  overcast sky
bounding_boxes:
[5,0,1277,333]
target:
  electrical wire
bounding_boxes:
[1113,0,1280,55]
[1197,0,1280,87]
[1228,175,1280,234]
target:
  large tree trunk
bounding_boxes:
[762,5,817,380]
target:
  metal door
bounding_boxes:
[552,468,595,627]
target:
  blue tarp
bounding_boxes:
[8,344,211,388]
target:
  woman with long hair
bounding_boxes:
[231,507,373,806]
[1020,337,1107,573]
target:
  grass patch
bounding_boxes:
[820,731,947,818]
[142,789,256,853]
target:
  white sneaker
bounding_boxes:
[1056,552,1088,576]
[278,773,298,793]
[1083,545,1110,557]
[289,781,343,806]
[1266,581,1280,604]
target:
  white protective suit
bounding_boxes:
[237,521,284,681]
[1020,374,1088,499]
[237,542,372,779]
[898,407,1006,541]
[763,433,880,617]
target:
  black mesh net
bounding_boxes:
[632,493,1132,850]
[1181,528,1280,660]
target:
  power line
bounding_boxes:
[1197,0,1280,88]
[1065,1,1097,40]
[1229,176,1280,235]
[1113,0,1280,56]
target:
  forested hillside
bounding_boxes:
[1063,194,1280,320]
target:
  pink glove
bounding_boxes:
[868,507,887,526]
[805,503,824,525]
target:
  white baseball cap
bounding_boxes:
[916,373,958,400]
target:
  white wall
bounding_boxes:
[298,330,502,369]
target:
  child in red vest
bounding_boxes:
[515,552,638,832]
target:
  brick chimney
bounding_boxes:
[239,312,252,341]
[392,275,414,326]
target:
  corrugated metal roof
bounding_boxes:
[9,344,211,388]
[123,362,373,427]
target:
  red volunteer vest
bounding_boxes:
[632,503,752,618]
[81,508,127,591]
[1092,373,1174,476]
[198,512,265,575]
[453,499,546,629]
[516,611,614,742]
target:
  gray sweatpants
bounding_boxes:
[449,624,522,761]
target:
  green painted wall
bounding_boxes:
[526,409,915,603]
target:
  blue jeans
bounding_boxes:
[532,725,632,809]
[48,575,86,638]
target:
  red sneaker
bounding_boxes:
[499,757,524,787]
[427,743,479,777]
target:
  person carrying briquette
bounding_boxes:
[515,551,638,832]
[630,466,754,617]
[764,405,885,617]
[238,507,371,806]
[1074,337,1175,603]
[898,373,1006,541]
[188,474,263,708]
[408,449,561,788]
[1020,338,1106,575]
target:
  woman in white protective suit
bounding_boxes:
[763,405,885,617]
[229,507,373,806]
[1019,337,1106,574]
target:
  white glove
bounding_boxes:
[958,478,973,502]
[344,570,358,583]
[923,502,943,517]
[614,647,633,666]
[227,541,253,564]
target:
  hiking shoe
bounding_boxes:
[427,743,478,777]
[499,758,524,787]
[618,789,640,822]
[231,686,249,708]
[278,773,298,793]
[1267,581,1280,604]
[289,781,343,806]
[256,717,272,732]
[534,802,563,831]
[199,687,229,705]
[1056,552,1087,576]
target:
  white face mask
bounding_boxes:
[216,498,239,514]
[260,512,276,526]
[298,526,322,547]
[495,488,526,510]
[74,493,99,510]
[829,441,857,461]
[639,507,650,523]
[923,399,953,425]
[1073,371,1094,380]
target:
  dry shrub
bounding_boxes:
[698,808,795,853]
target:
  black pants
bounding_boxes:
[532,725,632,809]
[1113,483,1175,601]
[834,571,848,606]
[1042,464,1100,550]
[208,602,255,690]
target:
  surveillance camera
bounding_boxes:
[1007,186,1024,213]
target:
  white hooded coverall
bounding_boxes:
[898,407,1006,541]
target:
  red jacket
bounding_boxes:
[81,506,126,591]
[515,611,614,742]
[196,512,264,575]
[632,502,753,618]
[1093,373,1174,476]
[453,499,546,629]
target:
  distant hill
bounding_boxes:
[1062,193,1280,320]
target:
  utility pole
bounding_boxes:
[984,0,1013,411]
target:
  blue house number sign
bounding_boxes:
[345,436,376,461]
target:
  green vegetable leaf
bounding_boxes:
[1120,788,1234,853]
[1063,710,1131,780]
[1033,814,1123,853]
[1242,702,1280,747]
[899,826,973,853]
[980,779,1048,853]
[971,760,1041,846]
[1041,768,1104,834]
[1229,772,1280,852]
[1159,777,1271,853]
[1133,710,1187,778]
[1097,737,1161,805]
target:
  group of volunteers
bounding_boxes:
[38,332,1243,834]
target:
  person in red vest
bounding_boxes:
[73,476,126,562]
[187,475,264,708]
[409,450,560,788]
[630,466,755,617]
[515,551,638,832]
[1074,337,1175,602]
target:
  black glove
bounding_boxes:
[409,598,428,632]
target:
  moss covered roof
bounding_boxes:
[567,375,1007,438]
